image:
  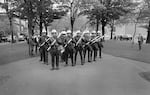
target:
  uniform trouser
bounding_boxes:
[39,47,48,63]
[30,45,34,55]
[50,50,60,68]
[83,45,92,62]
[75,46,84,65]
[35,45,38,54]
[98,47,102,57]
[91,43,98,61]
[43,48,48,63]
[97,42,102,57]
[65,48,74,66]
[138,41,142,50]
[61,52,66,62]
[39,47,44,61]
[91,50,97,61]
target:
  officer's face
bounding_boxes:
[42,32,46,36]
[77,33,81,36]
[86,33,90,37]
[97,33,101,36]
[62,34,67,38]
[67,33,71,37]
[92,33,96,37]
[51,32,57,37]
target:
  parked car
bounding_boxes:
[1,36,8,42]
[6,35,17,43]
[18,35,25,41]
[122,34,132,41]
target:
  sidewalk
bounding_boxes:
[0,53,150,95]
[0,41,26,46]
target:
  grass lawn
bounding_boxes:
[102,40,150,64]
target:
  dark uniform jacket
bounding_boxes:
[74,36,85,48]
[91,36,99,50]
[83,36,93,51]
[48,37,62,54]
[65,36,76,53]
[39,35,49,49]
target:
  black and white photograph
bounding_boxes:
[0,0,150,95]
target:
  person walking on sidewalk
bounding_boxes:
[138,33,143,50]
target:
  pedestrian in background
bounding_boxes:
[138,33,144,50]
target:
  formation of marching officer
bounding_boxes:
[38,29,104,70]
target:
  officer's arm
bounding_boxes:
[71,38,76,44]
[38,37,42,44]
[57,38,63,45]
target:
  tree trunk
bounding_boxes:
[28,18,33,56]
[110,26,113,39]
[110,20,114,40]
[132,22,137,44]
[44,24,48,35]
[102,24,105,36]
[24,0,34,56]
[32,25,34,36]
[146,20,150,44]
[101,24,105,41]
[9,17,14,43]
[39,14,43,36]
[96,19,99,35]
[71,17,74,36]
[146,30,150,44]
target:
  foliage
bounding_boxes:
[53,0,91,34]
[80,0,136,36]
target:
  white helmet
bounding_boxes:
[91,30,96,34]
[84,30,90,34]
[51,29,57,33]
[61,31,67,35]
[97,31,101,33]
[67,30,71,34]
[76,30,81,34]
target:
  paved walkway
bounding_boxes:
[0,41,26,46]
[0,54,150,95]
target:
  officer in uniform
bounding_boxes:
[48,29,62,70]
[59,31,67,62]
[64,30,76,66]
[96,31,103,58]
[83,30,93,62]
[90,30,99,61]
[74,30,85,65]
[38,31,49,65]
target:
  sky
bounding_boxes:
[0,0,4,2]
[0,0,6,13]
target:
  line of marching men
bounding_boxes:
[38,29,104,70]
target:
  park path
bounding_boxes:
[0,54,150,95]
